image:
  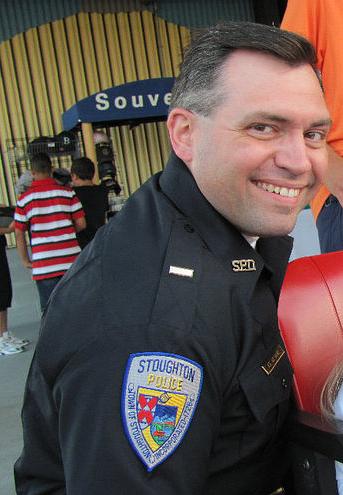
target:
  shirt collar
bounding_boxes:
[160,153,253,261]
[31,178,56,188]
[242,234,259,249]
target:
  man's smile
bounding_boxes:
[255,181,301,198]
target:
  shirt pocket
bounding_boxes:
[238,346,293,457]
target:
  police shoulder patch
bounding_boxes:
[121,352,203,471]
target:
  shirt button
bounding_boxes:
[281,377,288,389]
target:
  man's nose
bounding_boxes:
[274,134,311,175]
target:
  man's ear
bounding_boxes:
[167,108,196,165]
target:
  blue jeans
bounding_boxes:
[316,195,343,254]
[36,276,62,312]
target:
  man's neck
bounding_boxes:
[73,179,94,187]
[32,173,51,181]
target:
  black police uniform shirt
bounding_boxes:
[15,153,294,495]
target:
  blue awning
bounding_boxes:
[62,77,175,131]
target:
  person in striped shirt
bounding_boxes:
[14,153,86,311]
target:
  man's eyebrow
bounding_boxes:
[241,112,332,127]
[310,118,332,128]
[242,112,289,124]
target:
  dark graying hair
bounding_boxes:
[169,21,319,116]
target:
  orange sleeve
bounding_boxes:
[281,0,326,71]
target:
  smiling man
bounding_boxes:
[15,22,329,495]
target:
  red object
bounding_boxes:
[278,251,343,414]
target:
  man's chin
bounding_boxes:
[247,217,298,238]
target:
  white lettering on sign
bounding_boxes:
[132,95,144,108]
[147,94,159,106]
[94,92,172,112]
[95,93,110,111]
[164,93,171,105]
[114,96,127,109]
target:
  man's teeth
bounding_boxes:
[257,181,300,198]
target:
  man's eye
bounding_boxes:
[248,124,275,136]
[305,130,327,142]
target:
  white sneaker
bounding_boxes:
[0,338,24,356]
[2,331,30,347]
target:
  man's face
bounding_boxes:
[183,50,331,237]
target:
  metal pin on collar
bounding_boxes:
[169,266,194,278]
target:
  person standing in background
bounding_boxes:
[14,153,86,312]
[282,0,343,253]
[70,157,108,249]
[0,220,29,355]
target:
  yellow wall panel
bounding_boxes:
[25,29,54,135]
[0,43,26,138]
[116,13,137,82]
[132,125,151,184]
[145,123,163,175]
[103,13,125,86]
[91,14,113,90]
[155,18,173,76]
[0,9,191,206]
[0,69,15,204]
[167,22,187,75]
[129,12,149,80]
[65,16,88,99]
[120,126,140,192]
[51,20,76,110]
[180,25,191,53]
[142,11,161,78]
[38,24,64,133]
[157,121,171,164]
[11,34,39,137]
[77,13,100,94]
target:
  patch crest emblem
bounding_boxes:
[122,352,203,471]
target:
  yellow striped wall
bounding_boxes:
[0,10,191,209]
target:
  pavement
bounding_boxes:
[0,248,41,495]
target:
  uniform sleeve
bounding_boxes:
[14,249,104,494]
[14,198,245,494]
[281,0,326,70]
[14,243,224,494]
[14,358,66,495]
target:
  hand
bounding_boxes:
[0,221,15,235]
[23,260,32,269]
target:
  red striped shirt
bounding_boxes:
[14,178,84,280]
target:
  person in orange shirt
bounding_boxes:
[282,0,343,253]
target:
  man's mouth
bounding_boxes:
[256,181,301,198]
